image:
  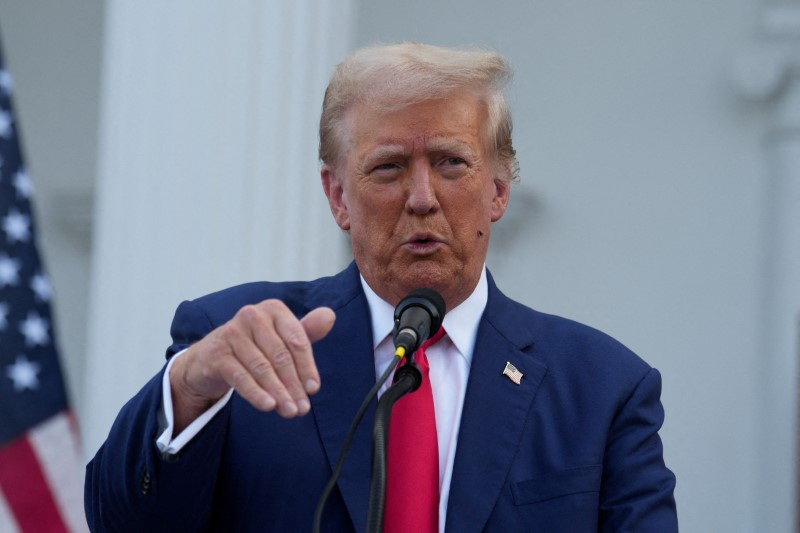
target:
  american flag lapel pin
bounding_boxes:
[502,361,523,385]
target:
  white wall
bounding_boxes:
[2,1,795,531]
[82,0,354,455]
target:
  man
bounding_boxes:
[85,43,677,532]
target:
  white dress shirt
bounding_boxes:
[363,271,487,532]
[156,269,488,533]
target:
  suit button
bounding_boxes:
[140,470,152,495]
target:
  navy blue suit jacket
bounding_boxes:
[85,263,677,531]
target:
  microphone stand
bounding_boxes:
[365,361,422,533]
[315,289,444,533]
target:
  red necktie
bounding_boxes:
[383,327,445,533]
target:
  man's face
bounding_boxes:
[321,92,510,310]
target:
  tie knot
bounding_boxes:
[419,326,445,352]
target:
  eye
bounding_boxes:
[437,155,469,178]
[367,161,404,184]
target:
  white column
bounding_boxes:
[733,5,800,530]
[83,0,354,457]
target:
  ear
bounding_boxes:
[490,178,510,222]
[321,164,351,230]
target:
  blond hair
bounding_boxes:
[319,42,519,182]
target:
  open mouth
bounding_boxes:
[404,234,441,254]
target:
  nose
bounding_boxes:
[405,161,439,215]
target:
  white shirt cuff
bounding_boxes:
[156,348,234,455]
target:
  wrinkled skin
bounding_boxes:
[322,92,510,311]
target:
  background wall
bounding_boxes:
[0,1,795,531]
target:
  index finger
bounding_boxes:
[298,307,336,393]
[267,310,317,401]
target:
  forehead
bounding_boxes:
[339,92,490,161]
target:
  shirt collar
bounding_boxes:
[360,267,488,362]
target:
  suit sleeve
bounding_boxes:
[599,368,678,532]
[84,299,231,532]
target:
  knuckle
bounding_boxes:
[202,356,222,380]
[271,348,293,368]
[230,368,249,389]
[213,324,242,352]
[237,304,260,324]
[201,364,215,382]
[250,358,274,379]
[202,329,228,355]
[283,329,310,352]
[261,299,288,313]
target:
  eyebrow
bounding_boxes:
[363,138,478,164]
[425,139,478,159]
[363,145,408,163]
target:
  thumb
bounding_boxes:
[300,306,336,344]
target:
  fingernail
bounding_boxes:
[262,394,276,410]
[305,379,319,393]
[298,399,310,414]
[283,401,298,416]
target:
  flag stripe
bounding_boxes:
[29,411,87,533]
[0,491,21,533]
[0,434,69,533]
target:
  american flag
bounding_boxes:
[0,40,86,532]
[502,361,523,385]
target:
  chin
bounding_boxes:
[396,263,452,292]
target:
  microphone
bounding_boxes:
[392,288,446,354]
[313,288,445,533]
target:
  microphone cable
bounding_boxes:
[311,345,409,533]
[312,287,444,532]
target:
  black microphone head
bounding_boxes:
[399,288,445,330]
[393,288,446,352]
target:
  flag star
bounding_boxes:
[19,311,50,347]
[30,273,52,302]
[0,302,8,330]
[13,169,33,198]
[0,69,12,95]
[6,355,41,392]
[0,254,20,287]
[2,209,31,243]
[0,109,12,138]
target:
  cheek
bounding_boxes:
[449,207,489,249]
[350,212,389,251]
[355,188,406,227]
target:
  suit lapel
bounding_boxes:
[305,266,547,532]
[445,277,548,533]
[308,264,375,532]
